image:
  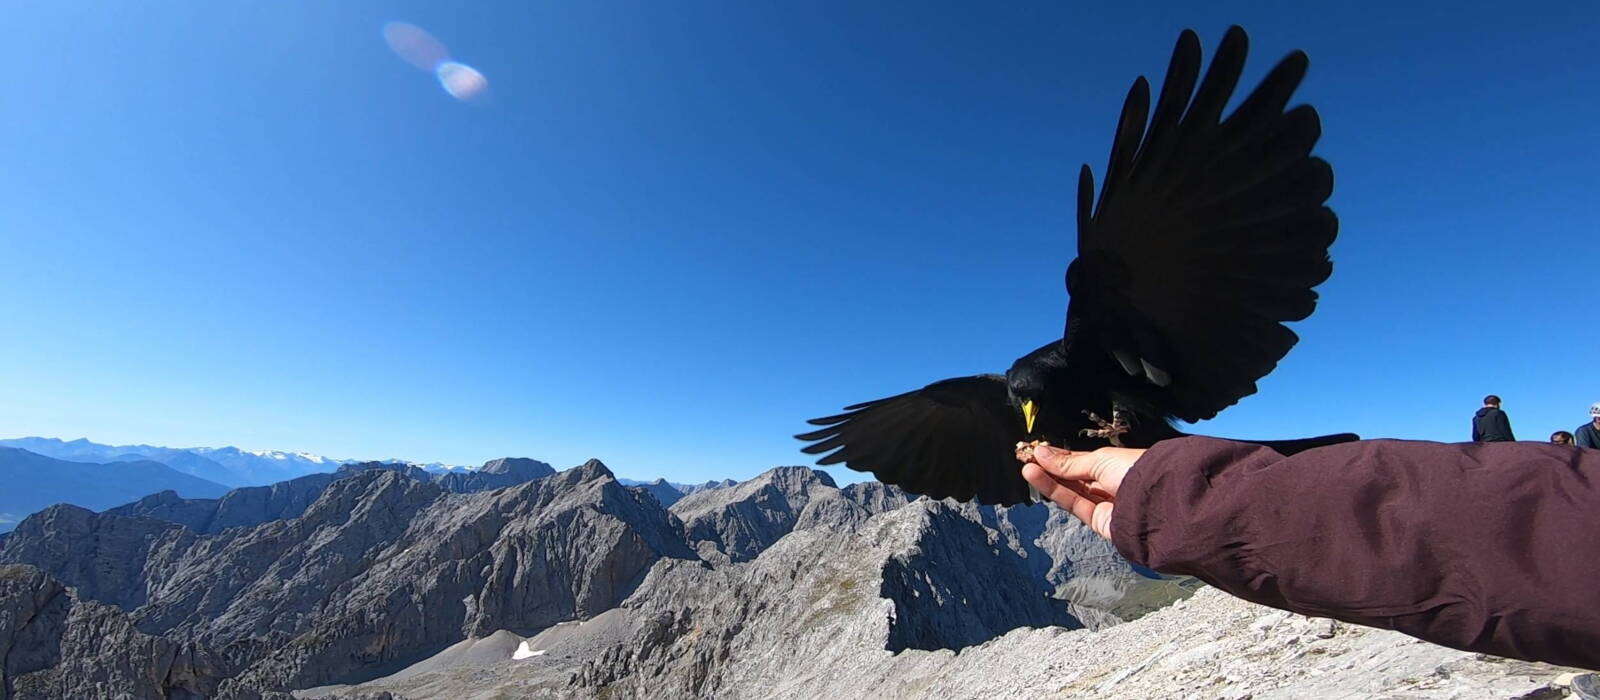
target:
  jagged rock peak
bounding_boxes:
[630,479,685,509]
[754,465,837,490]
[478,457,555,478]
[538,458,618,492]
[665,466,849,563]
[574,458,613,479]
[6,503,100,534]
[335,460,432,482]
[299,467,444,526]
[123,489,186,506]
[679,478,737,496]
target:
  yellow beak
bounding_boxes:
[1022,400,1037,434]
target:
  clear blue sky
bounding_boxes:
[3,1,1596,483]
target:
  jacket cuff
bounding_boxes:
[1109,436,1269,577]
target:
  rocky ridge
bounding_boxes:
[0,459,699,697]
[299,506,1578,700]
[3,454,1441,700]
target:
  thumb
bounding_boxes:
[1032,445,1104,482]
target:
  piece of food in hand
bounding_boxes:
[1014,440,1050,463]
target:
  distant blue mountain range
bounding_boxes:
[0,437,350,487]
[0,447,229,532]
[0,436,722,530]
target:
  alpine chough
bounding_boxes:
[796,26,1357,505]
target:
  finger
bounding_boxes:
[1059,478,1108,505]
[1089,502,1115,540]
[1020,463,1063,501]
[1022,464,1098,525]
[1032,445,1102,482]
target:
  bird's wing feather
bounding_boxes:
[1067,26,1337,422]
[796,375,1031,505]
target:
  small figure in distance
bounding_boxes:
[1577,403,1600,449]
[1471,394,1516,442]
[1551,431,1574,446]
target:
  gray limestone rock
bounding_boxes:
[311,572,1578,700]
[676,479,737,496]
[107,472,341,535]
[669,466,840,562]
[0,460,1236,699]
[0,564,217,699]
[0,459,696,698]
[629,479,684,508]
[0,505,192,609]
[434,458,556,494]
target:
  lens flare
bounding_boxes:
[382,22,449,72]
[383,21,491,103]
[436,61,489,102]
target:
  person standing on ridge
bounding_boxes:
[1471,394,1516,442]
[1577,403,1600,449]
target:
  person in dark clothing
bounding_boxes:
[1017,438,1600,671]
[1577,403,1600,449]
[1552,431,1575,445]
[1472,394,1516,442]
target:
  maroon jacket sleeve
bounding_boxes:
[1110,436,1600,670]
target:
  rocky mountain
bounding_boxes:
[617,477,741,502]
[669,466,850,562]
[660,465,1167,622]
[101,459,564,540]
[0,459,695,697]
[1,453,1558,699]
[105,472,341,535]
[304,579,1579,699]
[0,448,229,533]
[297,488,1574,699]
[620,477,738,493]
[624,479,684,508]
[433,457,555,493]
[0,564,214,699]
[3,436,705,511]
[679,478,738,495]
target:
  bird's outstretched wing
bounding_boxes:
[1066,26,1337,422]
[795,375,1031,505]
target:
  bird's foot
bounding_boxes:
[1080,411,1129,447]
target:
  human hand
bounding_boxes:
[1018,444,1145,540]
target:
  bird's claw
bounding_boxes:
[1080,411,1129,447]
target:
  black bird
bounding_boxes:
[796,26,1357,506]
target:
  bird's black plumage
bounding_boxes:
[797,26,1356,505]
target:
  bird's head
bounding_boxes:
[1005,364,1047,435]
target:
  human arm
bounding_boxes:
[1021,438,1600,670]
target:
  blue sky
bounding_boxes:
[3,1,1596,483]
